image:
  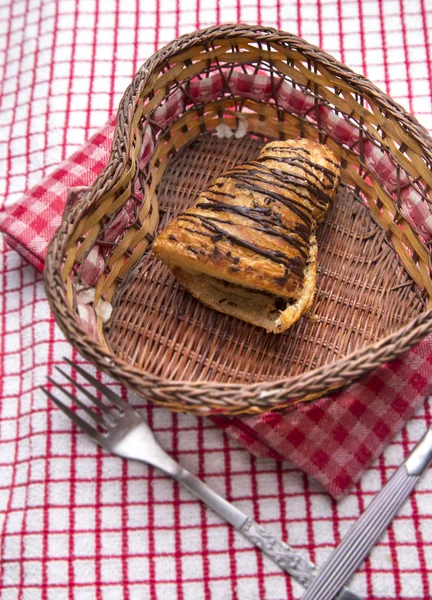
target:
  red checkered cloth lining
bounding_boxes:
[2,105,432,499]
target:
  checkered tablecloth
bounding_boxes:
[1,1,432,599]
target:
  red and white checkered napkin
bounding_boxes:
[2,116,432,499]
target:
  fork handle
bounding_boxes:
[239,517,317,587]
[171,467,361,598]
[174,467,316,585]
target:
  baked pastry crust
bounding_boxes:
[153,138,340,332]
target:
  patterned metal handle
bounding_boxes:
[239,518,317,587]
[176,468,362,598]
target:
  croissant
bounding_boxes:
[153,138,340,333]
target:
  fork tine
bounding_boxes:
[64,357,129,411]
[48,377,109,430]
[55,366,114,419]
[41,386,103,444]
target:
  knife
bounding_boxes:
[301,423,432,600]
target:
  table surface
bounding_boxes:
[1,1,432,599]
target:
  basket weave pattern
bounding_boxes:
[45,24,432,415]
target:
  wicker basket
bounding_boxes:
[44,24,432,415]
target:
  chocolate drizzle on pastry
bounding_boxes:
[152,138,341,333]
[195,201,310,259]
[177,213,306,277]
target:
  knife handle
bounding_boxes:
[301,425,432,600]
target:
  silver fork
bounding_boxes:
[41,359,361,600]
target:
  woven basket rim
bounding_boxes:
[44,23,432,413]
[65,23,432,220]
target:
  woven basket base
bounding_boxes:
[106,134,424,385]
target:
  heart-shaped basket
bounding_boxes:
[45,24,432,415]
